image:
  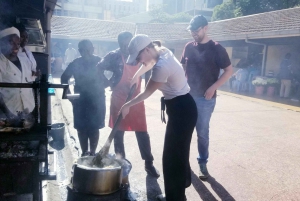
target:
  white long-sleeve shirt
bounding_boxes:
[0,53,35,115]
[18,46,37,82]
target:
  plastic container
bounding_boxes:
[48,74,55,95]
[50,123,65,141]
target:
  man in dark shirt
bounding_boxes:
[61,39,108,156]
[181,15,233,179]
[279,53,292,98]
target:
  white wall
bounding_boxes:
[266,45,300,76]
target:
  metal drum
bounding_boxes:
[72,156,123,195]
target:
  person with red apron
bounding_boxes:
[109,56,147,131]
[97,31,160,179]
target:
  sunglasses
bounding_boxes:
[189,27,203,34]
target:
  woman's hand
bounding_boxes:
[119,104,130,119]
[130,75,139,89]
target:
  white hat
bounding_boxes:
[127,34,152,65]
[0,27,20,39]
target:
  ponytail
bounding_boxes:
[152,40,162,47]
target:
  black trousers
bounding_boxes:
[114,130,154,163]
[163,93,197,201]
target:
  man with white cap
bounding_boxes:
[0,27,35,118]
[64,43,77,70]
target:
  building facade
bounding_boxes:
[54,0,147,20]
[162,0,226,14]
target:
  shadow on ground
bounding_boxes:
[191,170,235,201]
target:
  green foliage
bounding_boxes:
[252,77,268,86]
[212,0,236,21]
[237,0,300,16]
[149,4,192,23]
[266,78,280,86]
[212,0,300,21]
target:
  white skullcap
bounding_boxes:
[0,27,20,39]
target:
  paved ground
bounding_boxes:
[46,74,300,201]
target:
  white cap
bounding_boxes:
[0,27,20,39]
[127,34,152,65]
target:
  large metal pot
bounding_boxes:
[72,156,123,195]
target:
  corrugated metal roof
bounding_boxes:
[135,23,190,41]
[208,6,300,41]
[51,16,136,41]
[51,7,300,42]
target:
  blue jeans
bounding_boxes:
[192,96,216,164]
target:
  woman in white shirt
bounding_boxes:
[120,34,197,201]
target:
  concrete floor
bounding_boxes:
[47,76,300,201]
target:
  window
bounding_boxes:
[85,12,98,19]
[86,0,98,6]
[68,10,81,17]
[54,9,62,16]
[232,47,248,59]
[63,10,68,16]
[28,29,44,46]
[69,0,81,3]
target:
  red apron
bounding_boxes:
[109,56,147,131]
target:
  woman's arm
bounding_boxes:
[120,79,163,118]
[130,62,155,88]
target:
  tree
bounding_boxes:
[212,0,237,21]
[212,0,300,21]
[149,4,170,23]
[168,12,192,23]
[149,4,192,23]
[236,0,300,16]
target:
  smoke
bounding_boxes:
[0,0,15,30]
[76,155,132,178]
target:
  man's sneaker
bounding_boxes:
[120,183,136,201]
[145,164,160,178]
[199,163,209,180]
